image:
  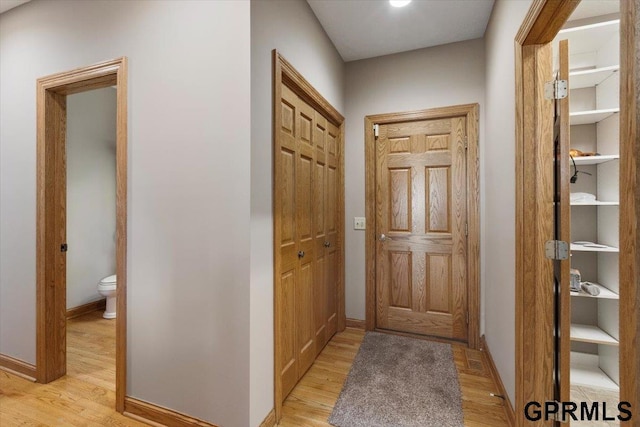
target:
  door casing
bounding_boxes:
[36,57,128,413]
[515,0,640,424]
[364,104,480,350]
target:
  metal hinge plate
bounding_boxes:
[464,137,468,150]
[545,240,569,260]
[545,79,568,100]
[465,223,468,236]
[373,124,379,137]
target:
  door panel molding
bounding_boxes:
[36,57,128,413]
[364,103,480,349]
[273,50,345,422]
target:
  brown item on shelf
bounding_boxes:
[569,148,599,157]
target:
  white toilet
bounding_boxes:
[97,275,117,319]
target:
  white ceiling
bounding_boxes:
[0,0,30,14]
[307,0,495,62]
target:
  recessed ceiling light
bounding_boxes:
[390,0,412,7]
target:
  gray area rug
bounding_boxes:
[328,332,463,427]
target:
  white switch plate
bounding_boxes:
[354,217,366,230]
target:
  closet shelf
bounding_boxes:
[570,354,619,390]
[570,108,619,125]
[558,19,619,56]
[571,201,619,206]
[571,243,618,253]
[570,283,619,300]
[572,154,619,165]
[569,65,619,89]
[570,324,618,346]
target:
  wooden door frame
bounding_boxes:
[272,50,346,422]
[515,0,640,424]
[36,57,128,413]
[364,103,480,350]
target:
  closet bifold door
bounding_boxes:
[277,84,317,400]
[313,112,340,356]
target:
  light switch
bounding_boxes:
[354,217,366,230]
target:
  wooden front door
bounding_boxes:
[375,116,468,341]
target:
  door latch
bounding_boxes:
[61,243,68,252]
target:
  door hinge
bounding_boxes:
[465,223,468,236]
[61,243,68,252]
[544,79,568,100]
[464,137,468,150]
[466,312,469,325]
[373,124,379,138]
[545,240,569,260]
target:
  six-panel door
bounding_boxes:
[375,117,468,341]
[277,85,340,401]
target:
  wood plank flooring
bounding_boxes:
[0,311,144,427]
[1,315,510,426]
[278,328,511,426]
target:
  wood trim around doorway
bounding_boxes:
[515,0,639,424]
[35,57,128,413]
[363,103,480,350]
[272,50,346,422]
[619,0,640,417]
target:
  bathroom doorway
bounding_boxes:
[35,58,128,413]
[65,86,118,397]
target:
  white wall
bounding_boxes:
[66,88,117,310]
[483,0,533,404]
[344,39,485,321]
[0,1,251,425]
[250,1,344,424]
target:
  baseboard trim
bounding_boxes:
[258,409,276,427]
[123,396,218,427]
[0,353,36,381]
[345,318,365,329]
[66,298,106,320]
[480,335,515,426]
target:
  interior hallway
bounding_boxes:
[1,314,509,426]
[278,328,510,426]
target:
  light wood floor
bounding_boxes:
[278,328,511,426]
[0,311,145,426]
[1,315,510,427]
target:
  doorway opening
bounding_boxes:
[35,58,128,413]
[515,0,639,420]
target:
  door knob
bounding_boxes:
[298,251,305,258]
[379,234,392,241]
[324,241,331,247]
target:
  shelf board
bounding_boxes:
[570,283,619,300]
[570,355,619,390]
[558,19,619,56]
[572,154,619,165]
[571,200,619,206]
[571,243,619,253]
[570,324,619,346]
[570,108,620,125]
[569,65,619,89]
